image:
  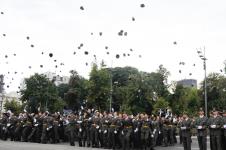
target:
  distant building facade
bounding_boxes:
[177,79,197,88]
[0,92,21,114]
[0,75,4,94]
[44,72,70,86]
[0,75,4,113]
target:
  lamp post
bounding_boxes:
[109,71,112,113]
[197,47,208,117]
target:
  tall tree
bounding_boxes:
[20,73,59,113]
[64,70,88,110]
[4,99,23,115]
[200,73,226,111]
[169,84,200,115]
[88,63,110,111]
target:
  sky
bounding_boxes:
[1,0,226,93]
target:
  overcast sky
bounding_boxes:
[1,0,226,92]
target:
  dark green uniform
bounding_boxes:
[180,118,192,150]
[0,114,9,140]
[208,115,223,150]
[195,115,208,150]
[132,118,142,149]
[162,118,170,146]
[22,115,33,142]
[14,116,23,141]
[8,116,17,141]
[222,115,226,149]
[90,116,100,148]
[121,118,133,150]
[101,116,110,148]
[141,118,151,149]
[65,114,76,146]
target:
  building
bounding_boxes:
[0,75,4,94]
[44,72,70,86]
[0,75,4,113]
[177,79,197,88]
[0,91,21,114]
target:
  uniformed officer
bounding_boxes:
[65,113,76,146]
[222,110,226,150]
[178,116,183,144]
[168,117,175,146]
[22,113,33,142]
[14,113,24,141]
[83,112,92,147]
[121,113,133,150]
[90,112,100,148]
[180,113,192,150]
[101,113,110,148]
[1,112,10,140]
[195,108,208,150]
[140,114,151,150]
[7,113,18,141]
[208,109,223,150]
[132,114,142,149]
[77,113,85,147]
[162,117,169,147]
[28,113,43,143]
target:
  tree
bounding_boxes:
[169,84,200,116]
[0,74,4,93]
[20,73,59,113]
[64,70,88,110]
[4,99,22,115]
[153,97,169,114]
[156,64,170,97]
[199,73,226,112]
[52,98,66,113]
[88,63,111,111]
[57,83,69,99]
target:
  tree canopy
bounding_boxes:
[17,62,226,116]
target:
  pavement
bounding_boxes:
[0,137,210,150]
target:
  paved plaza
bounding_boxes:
[0,137,210,150]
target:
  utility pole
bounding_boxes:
[109,60,113,113]
[197,47,208,116]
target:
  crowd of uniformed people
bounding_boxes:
[0,108,226,150]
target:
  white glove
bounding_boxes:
[134,128,138,132]
[181,127,186,130]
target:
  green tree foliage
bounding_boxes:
[64,70,88,110]
[20,73,59,113]
[153,97,169,114]
[169,84,200,116]
[57,83,69,99]
[156,64,170,97]
[88,63,110,111]
[200,73,226,112]
[52,98,66,113]
[4,99,22,115]
[105,65,170,114]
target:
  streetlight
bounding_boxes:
[109,71,112,113]
[197,47,208,116]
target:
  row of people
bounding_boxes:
[0,108,226,150]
